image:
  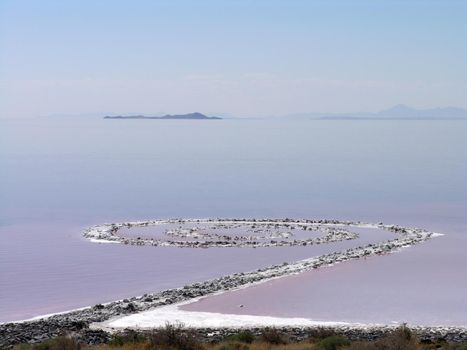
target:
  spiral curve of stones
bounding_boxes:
[0,220,447,348]
[83,218,361,248]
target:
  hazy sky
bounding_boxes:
[1,0,466,118]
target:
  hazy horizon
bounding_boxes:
[1,0,466,119]
[13,103,467,121]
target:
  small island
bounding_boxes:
[104,112,221,120]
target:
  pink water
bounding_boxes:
[1,118,466,325]
[182,211,467,326]
[0,223,392,322]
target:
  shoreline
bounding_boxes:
[95,300,467,344]
[2,218,460,348]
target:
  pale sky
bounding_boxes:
[0,0,466,118]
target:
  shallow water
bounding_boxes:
[0,222,392,322]
[1,118,466,324]
[182,222,467,326]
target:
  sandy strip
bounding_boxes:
[95,301,352,330]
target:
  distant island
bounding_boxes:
[104,112,221,120]
[282,105,467,120]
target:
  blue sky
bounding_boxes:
[1,0,466,118]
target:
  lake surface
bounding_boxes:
[1,118,466,324]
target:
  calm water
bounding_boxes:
[1,118,466,324]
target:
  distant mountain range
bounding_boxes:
[40,106,467,121]
[104,112,221,120]
[282,105,467,120]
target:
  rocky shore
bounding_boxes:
[1,219,457,348]
[125,325,467,344]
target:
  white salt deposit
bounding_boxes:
[97,302,352,330]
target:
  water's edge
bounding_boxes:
[3,218,463,347]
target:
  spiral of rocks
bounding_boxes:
[83,218,362,248]
[1,219,457,348]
